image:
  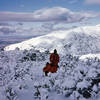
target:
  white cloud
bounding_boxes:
[0,7,100,23]
[0,25,17,35]
[85,0,100,5]
[0,22,55,36]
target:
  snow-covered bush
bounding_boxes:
[1,48,100,100]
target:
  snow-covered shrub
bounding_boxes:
[1,48,100,100]
[5,86,18,100]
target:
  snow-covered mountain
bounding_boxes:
[1,24,100,100]
[4,24,100,55]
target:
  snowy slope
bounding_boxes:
[4,24,100,55]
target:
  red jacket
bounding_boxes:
[50,53,59,66]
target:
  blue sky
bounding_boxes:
[0,0,100,46]
[0,0,100,12]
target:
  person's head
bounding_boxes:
[54,49,57,54]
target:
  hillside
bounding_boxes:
[4,24,100,55]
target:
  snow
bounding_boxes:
[0,24,100,100]
[92,85,98,92]
[1,49,100,100]
[80,54,100,60]
[4,24,100,55]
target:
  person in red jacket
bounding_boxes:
[50,49,59,66]
[43,49,60,76]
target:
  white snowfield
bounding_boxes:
[4,24,100,55]
[80,54,100,60]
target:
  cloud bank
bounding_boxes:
[0,7,99,23]
[0,22,55,36]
